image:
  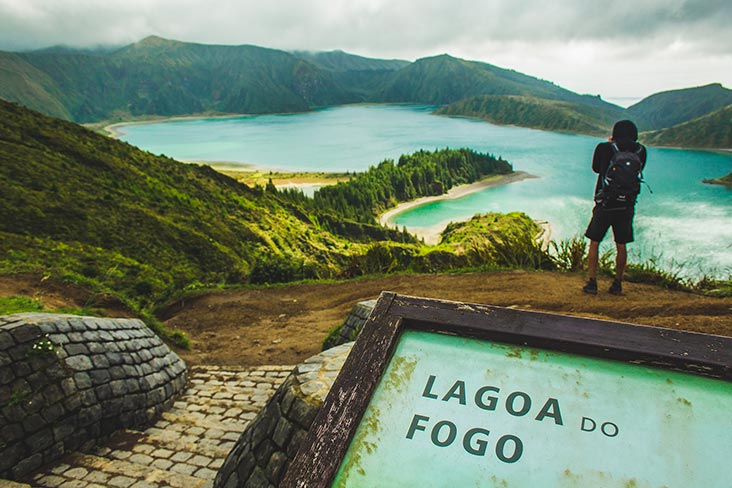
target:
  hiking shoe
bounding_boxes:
[582,278,598,295]
[609,279,623,295]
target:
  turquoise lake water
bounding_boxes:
[117,104,732,277]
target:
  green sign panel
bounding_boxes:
[281,293,732,488]
[333,330,732,487]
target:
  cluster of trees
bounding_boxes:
[279,148,512,224]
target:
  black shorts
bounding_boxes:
[584,206,635,244]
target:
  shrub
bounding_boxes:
[550,236,587,272]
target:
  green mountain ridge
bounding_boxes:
[0,36,729,147]
[3,36,355,121]
[0,51,71,119]
[435,95,620,136]
[291,49,410,72]
[641,104,732,149]
[628,83,732,131]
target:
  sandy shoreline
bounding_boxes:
[380,170,531,217]
[99,113,247,138]
[378,171,551,245]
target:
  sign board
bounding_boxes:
[281,293,732,488]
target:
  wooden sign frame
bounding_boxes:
[281,292,732,488]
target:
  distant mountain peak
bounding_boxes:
[416,53,460,63]
[133,35,181,48]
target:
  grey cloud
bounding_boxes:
[1,0,730,53]
[0,0,728,97]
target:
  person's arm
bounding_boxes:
[592,143,606,174]
[639,144,647,170]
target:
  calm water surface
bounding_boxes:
[118,105,732,277]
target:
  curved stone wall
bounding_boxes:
[214,342,353,488]
[0,313,187,480]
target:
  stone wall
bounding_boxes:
[213,343,353,488]
[0,313,187,480]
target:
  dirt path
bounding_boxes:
[159,271,732,366]
[3,271,731,367]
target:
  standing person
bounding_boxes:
[583,120,647,295]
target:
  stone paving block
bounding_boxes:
[83,471,110,484]
[49,463,71,475]
[128,453,153,465]
[107,475,136,488]
[203,429,224,439]
[35,474,66,487]
[150,448,173,459]
[59,479,88,488]
[63,467,89,480]
[186,426,205,436]
[151,458,173,470]
[169,463,197,476]
[130,443,154,455]
[169,452,192,463]
[129,481,158,488]
[189,455,212,467]
[109,450,132,461]
[195,467,218,480]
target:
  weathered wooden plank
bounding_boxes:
[281,291,400,488]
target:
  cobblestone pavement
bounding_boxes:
[16,365,294,488]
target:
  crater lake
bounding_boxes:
[115,104,732,277]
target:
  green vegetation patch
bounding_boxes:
[641,105,732,149]
[279,148,512,224]
[0,296,45,315]
[436,95,617,136]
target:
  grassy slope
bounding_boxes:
[435,95,617,136]
[1,100,551,312]
[0,51,71,119]
[4,36,353,122]
[628,83,732,131]
[0,99,370,311]
[641,104,732,149]
[375,55,622,109]
[291,49,410,72]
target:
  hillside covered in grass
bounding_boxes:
[0,100,549,323]
[628,83,732,131]
[435,95,620,136]
[641,104,732,149]
[0,99,373,311]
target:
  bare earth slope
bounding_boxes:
[3,271,730,367]
[160,271,731,366]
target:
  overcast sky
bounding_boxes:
[1,0,730,104]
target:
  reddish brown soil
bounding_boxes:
[3,271,731,367]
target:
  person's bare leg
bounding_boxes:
[615,243,627,281]
[587,240,599,280]
[583,240,600,294]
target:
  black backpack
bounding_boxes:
[596,143,646,210]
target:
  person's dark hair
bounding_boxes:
[612,120,638,142]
